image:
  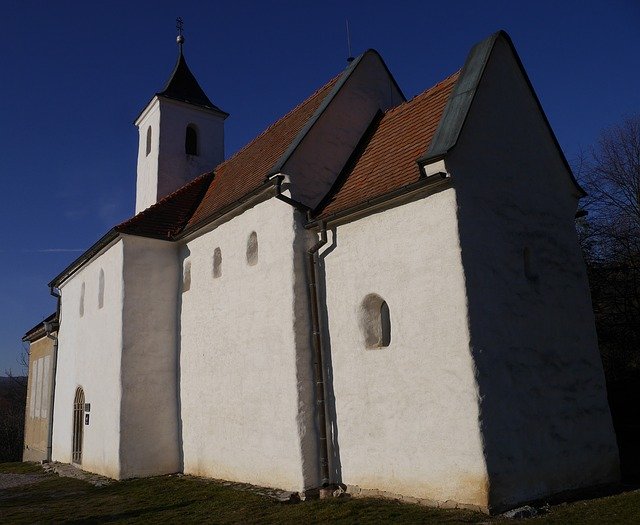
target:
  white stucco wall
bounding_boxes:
[119,235,181,478]
[322,189,489,508]
[52,240,124,479]
[135,97,225,213]
[448,37,619,510]
[178,197,318,492]
[283,51,405,209]
[135,101,161,214]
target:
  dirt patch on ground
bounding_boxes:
[0,473,45,491]
[42,462,111,487]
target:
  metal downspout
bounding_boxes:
[308,222,330,487]
[45,285,61,462]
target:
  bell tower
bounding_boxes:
[134,19,228,214]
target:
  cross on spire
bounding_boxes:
[176,17,185,52]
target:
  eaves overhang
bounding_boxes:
[22,312,58,343]
[306,172,451,230]
[175,177,280,242]
[48,229,120,289]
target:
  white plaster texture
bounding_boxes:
[44,35,619,513]
[322,188,489,509]
[52,241,124,479]
[447,37,619,510]
[283,51,404,209]
[52,236,182,480]
[119,235,181,478]
[135,97,225,213]
[178,197,318,493]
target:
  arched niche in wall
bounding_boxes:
[98,269,105,309]
[146,126,152,156]
[246,231,258,266]
[213,247,222,278]
[182,260,191,292]
[359,293,391,349]
[79,282,86,317]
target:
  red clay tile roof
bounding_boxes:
[118,73,340,239]
[118,68,459,238]
[116,172,215,239]
[315,71,460,220]
[185,74,340,229]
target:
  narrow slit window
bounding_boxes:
[183,260,191,292]
[98,269,105,309]
[213,247,222,278]
[146,126,152,156]
[246,232,258,266]
[79,282,85,317]
[185,125,198,155]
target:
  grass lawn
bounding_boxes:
[1,462,639,524]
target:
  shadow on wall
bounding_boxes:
[450,153,620,511]
[175,245,191,473]
[317,227,343,486]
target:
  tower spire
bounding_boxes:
[176,16,185,54]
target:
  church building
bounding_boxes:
[23,30,619,513]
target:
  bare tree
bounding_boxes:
[578,114,640,480]
[0,344,28,462]
[578,115,640,380]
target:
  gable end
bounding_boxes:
[418,30,584,197]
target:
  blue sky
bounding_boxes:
[1,1,639,374]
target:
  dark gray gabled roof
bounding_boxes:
[418,30,584,196]
[157,51,228,115]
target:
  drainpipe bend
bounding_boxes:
[307,221,330,487]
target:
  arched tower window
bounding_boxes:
[185,125,198,156]
[98,269,105,309]
[359,294,391,348]
[72,387,85,464]
[246,232,258,266]
[146,126,152,156]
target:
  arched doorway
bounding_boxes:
[72,387,84,464]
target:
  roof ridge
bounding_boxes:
[213,73,342,173]
[384,70,460,117]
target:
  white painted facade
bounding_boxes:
[52,240,124,479]
[45,32,618,513]
[178,198,318,492]
[446,37,618,510]
[322,188,489,508]
[52,235,182,479]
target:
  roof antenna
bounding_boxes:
[346,19,354,63]
[176,16,185,54]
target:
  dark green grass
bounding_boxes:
[1,463,639,524]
